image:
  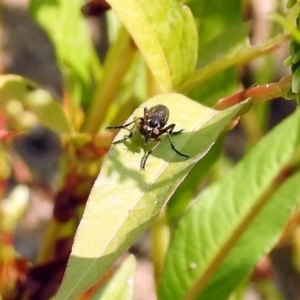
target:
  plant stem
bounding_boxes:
[179,35,287,93]
[81,26,137,134]
[151,209,170,291]
[36,219,61,263]
[214,75,293,110]
[240,111,264,147]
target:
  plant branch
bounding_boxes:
[213,75,293,110]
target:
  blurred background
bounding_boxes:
[1,0,299,299]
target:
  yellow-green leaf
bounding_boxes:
[91,255,136,300]
[56,93,249,300]
[106,0,198,93]
[0,75,72,134]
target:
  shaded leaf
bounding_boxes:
[183,0,244,105]
[185,0,242,47]
[159,108,300,300]
[167,135,224,223]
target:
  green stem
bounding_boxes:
[240,111,264,147]
[36,219,61,263]
[228,278,248,300]
[81,26,137,133]
[255,280,284,300]
[151,210,170,291]
[179,35,287,94]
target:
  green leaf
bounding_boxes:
[0,75,72,134]
[197,23,250,68]
[182,23,246,105]
[106,0,198,93]
[91,255,136,300]
[286,0,297,9]
[198,171,300,300]
[159,109,300,300]
[167,135,224,223]
[56,93,250,300]
[29,0,101,109]
[185,0,243,48]
[183,0,243,105]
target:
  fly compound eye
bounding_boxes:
[149,118,159,128]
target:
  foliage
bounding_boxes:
[0,0,300,300]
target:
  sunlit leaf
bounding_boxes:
[106,0,198,93]
[29,0,101,109]
[56,93,250,299]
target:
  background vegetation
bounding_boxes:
[1,0,300,299]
